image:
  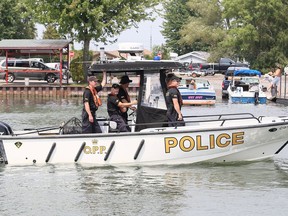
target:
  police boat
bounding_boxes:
[0,61,288,165]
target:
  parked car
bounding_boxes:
[174,70,204,78]
[0,59,59,83]
[204,68,215,76]
[221,66,250,98]
[191,70,206,77]
[45,62,71,80]
[188,63,202,71]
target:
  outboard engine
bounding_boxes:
[0,121,11,164]
[254,90,259,104]
[0,121,13,136]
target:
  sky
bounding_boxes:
[37,15,166,52]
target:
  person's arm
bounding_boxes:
[172,98,183,120]
[84,102,94,123]
[118,100,137,108]
[101,71,107,87]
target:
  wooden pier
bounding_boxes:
[0,82,138,98]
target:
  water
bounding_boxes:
[1,97,288,216]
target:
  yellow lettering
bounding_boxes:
[92,146,99,154]
[100,146,106,154]
[196,135,208,150]
[165,137,178,153]
[164,132,245,154]
[84,146,92,154]
[179,136,195,152]
[216,133,231,148]
[232,132,244,145]
[209,134,215,149]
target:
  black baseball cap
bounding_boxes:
[112,83,120,89]
[166,73,181,83]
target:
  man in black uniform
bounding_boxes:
[82,71,106,133]
[165,73,185,127]
[107,83,137,132]
[117,75,135,124]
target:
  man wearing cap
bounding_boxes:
[117,75,136,125]
[165,73,185,127]
[107,83,137,132]
[82,71,107,133]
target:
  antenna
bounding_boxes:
[150,25,152,51]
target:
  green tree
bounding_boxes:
[162,0,196,55]
[222,0,288,69]
[0,0,36,39]
[70,50,95,83]
[180,0,225,56]
[152,44,171,60]
[42,24,62,39]
[26,0,158,81]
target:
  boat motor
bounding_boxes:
[0,121,13,135]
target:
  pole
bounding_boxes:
[5,50,8,83]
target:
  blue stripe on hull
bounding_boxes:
[231,97,267,104]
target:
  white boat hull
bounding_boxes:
[179,78,216,105]
[1,116,288,166]
[228,87,267,104]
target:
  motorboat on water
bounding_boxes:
[178,77,216,105]
[227,69,267,104]
[0,61,288,166]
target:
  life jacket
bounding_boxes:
[86,85,102,107]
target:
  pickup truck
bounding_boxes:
[200,58,249,74]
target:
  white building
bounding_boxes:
[118,42,144,61]
[176,51,210,63]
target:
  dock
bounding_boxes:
[0,81,139,98]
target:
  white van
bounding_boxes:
[0,59,59,83]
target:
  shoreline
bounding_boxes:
[0,74,287,102]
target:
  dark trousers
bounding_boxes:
[82,111,102,133]
[110,114,131,132]
[121,112,128,123]
[167,112,185,127]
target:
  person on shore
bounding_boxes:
[267,64,282,99]
[165,73,185,127]
[82,71,107,133]
[107,83,137,132]
[117,75,136,124]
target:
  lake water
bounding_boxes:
[1,97,288,216]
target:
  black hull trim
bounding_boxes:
[275,140,288,154]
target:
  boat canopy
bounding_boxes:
[234,69,262,77]
[89,61,183,73]
[89,61,183,131]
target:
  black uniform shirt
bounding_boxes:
[107,94,121,116]
[166,87,182,115]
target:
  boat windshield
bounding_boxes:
[140,73,167,110]
[240,77,259,84]
[179,78,211,89]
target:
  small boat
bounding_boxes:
[227,69,267,104]
[0,61,287,166]
[178,78,216,105]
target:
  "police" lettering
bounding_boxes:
[165,132,244,153]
